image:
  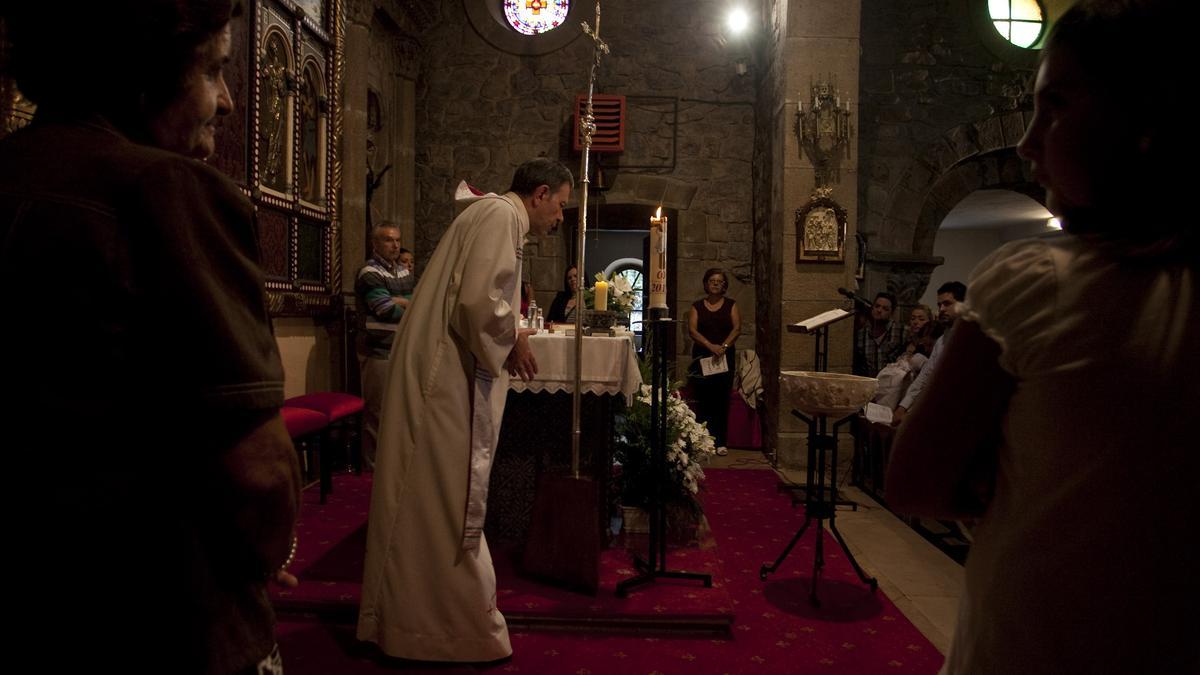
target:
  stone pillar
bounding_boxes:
[776,1,863,469]
[396,77,416,250]
[340,21,369,294]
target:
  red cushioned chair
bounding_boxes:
[285,392,365,498]
[280,405,329,502]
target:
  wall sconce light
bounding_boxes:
[796,75,853,186]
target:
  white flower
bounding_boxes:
[611,274,632,295]
[619,381,716,507]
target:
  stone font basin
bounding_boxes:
[780,370,878,417]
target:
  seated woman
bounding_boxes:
[547,265,579,323]
[520,280,534,318]
[874,305,935,409]
[902,304,935,359]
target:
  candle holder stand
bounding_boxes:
[616,316,713,598]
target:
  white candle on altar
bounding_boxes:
[594,279,608,310]
[649,206,668,311]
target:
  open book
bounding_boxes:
[788,308,852,334]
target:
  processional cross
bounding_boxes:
[570,1,609,477]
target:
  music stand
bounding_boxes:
[776,309,857,511]
[759,308,878,606]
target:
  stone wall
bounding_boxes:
[772,0,864,467]
[411,0,758,364]
[857,0,1041,301]
[341,0,432,293]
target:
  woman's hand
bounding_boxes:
[272,568,299,589]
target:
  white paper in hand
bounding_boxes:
[864,402,894,425]
[700,354,729,377]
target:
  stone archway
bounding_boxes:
[864,111,1044,308]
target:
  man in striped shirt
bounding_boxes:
[356,223,414,470]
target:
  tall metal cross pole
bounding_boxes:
[571,1,608,478]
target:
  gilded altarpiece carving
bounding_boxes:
[253,0,342,316]
[795,189,847,263]
[0,19,36,138]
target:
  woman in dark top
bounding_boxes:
[520,280,534,318]
[547,264,579,323]
[688,268,741,455]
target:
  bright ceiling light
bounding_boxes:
[727,7,750,34]
[1047,217,1062,230]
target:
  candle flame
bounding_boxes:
[655,206,662,218]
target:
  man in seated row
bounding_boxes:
[854,291,905,378]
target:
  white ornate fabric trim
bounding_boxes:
[508,379,631,402]
[463,364,498,552]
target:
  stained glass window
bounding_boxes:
[989,0,1044,48]
[503,0,570,36]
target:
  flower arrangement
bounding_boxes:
[583,271,636,315]
[613,382,716,516]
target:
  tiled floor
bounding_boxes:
[706,448,964,654]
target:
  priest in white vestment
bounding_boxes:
[357,159,573,662]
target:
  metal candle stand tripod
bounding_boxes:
[759,408,877,606]
[760,313,878,606]
[616,316,712,597]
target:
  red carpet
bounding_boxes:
[275,468,944,673]
[493,540,733,632]
[273,474,733,630]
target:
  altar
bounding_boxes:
[484,333,642,547]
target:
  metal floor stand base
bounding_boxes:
[759,410,878,606]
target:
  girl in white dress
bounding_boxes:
[887,2,1198,673]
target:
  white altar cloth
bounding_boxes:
[508,333,642,402]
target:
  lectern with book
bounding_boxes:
[760,307,879,606]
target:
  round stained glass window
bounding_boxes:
[988,0,1045,48]
[503,0,570,36]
